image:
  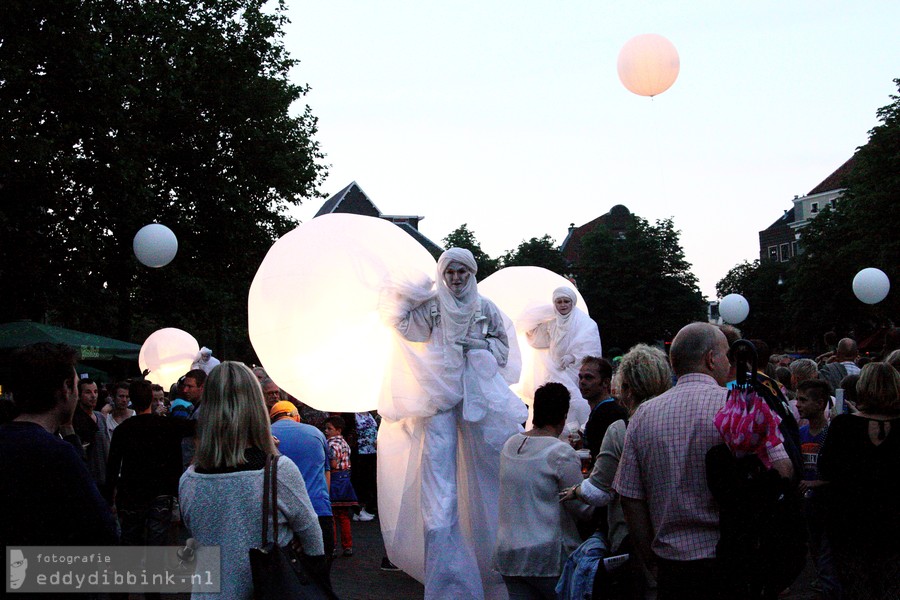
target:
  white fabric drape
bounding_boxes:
[518,289,602,430]
[377,251,527,600]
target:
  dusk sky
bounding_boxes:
[281,1,899,299]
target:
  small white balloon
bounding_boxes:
[133,223,178,268]
[852,268,890,304]
[719,293,750,324]
[139,328,200,389]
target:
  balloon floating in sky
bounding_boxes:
[617,33,680,97]
[139,327,199,389]
[248,213,436,413]
[719,293,750,324]
[852,268,890,304]
[133,223,178,268]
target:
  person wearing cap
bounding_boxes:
[269,400,335,577]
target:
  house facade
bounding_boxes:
[758,157,855,263]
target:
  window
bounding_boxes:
[768,246,779,261]
[791,241,799,257]
[810,202,819,214]
[780,243,790,262]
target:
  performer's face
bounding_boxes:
[443,262,471,296]
[554,296,573,316]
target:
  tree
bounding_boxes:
[499,235,568,275]
[576,215,705,351]
[786,79,900,349]
[716,259,790,347]
[442,224,499,278]
[0,0,326,359]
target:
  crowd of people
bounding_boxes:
[1,248,898,600]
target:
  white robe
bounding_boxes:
[522,306,602,430]
[378,295,527,600]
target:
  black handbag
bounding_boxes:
[249,454,339,600]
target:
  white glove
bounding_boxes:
[559,354,576,369]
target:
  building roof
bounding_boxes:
[807,157,856,196]
[560,204,632,263]
[313,181,443,257]
[761,207,796,232]
[314,181,383,217]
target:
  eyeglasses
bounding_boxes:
[265,391,281,397]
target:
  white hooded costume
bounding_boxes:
[377,248,527,600]
[519,287,601,430]
[191,346,221,374]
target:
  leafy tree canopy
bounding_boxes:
[576,215,705,352]
[0,0,326,361]
[442,223,499,278]
[500,235,568,275]
[718,79,900,351]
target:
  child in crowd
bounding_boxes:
[796,379,840,598]
[324,415,358,557]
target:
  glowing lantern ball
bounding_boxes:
[479,266,590,398]
[719,293,750,325]
[248,213,436,413]
[617,34,680,97]
[139,328,200,390]
[133,223,178,268]
[852,268,890,304]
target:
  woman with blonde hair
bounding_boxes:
[818,361,900,599]
[560,343,672,599]
[178,362,324,599]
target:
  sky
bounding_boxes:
[280,1,899,299]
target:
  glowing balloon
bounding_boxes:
[139,328,200,389]
[248,214,436,413]
[479,266,591,398]
[719,293,750,324]
[852,268,890,304]
[617,34,680,97]
[133,223,178,268]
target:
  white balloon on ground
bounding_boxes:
[719,293,750,324]
[139,328,199,389]
[133,223,178,268]
[617,33,680,97]
[852,268,890,304]
[248,213,436,413]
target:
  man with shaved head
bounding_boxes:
[613,323,792,599]
[819,338,860,392]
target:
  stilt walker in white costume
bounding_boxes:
[378,248,527,600]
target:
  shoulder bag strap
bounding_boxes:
[270,455,279,541]
[261,454,272,547]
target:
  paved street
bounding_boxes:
[328,517,821,600]
[330,518,423,599]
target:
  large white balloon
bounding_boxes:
[248,214,436,413]
[719,293,750,324]
[479,266,589,398]
[133,223,178,268]
[617,33,680,97]
[852,268,890,304]
[139,328,200,389]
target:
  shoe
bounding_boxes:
[342,548,353,557]
[380,557,400,571]
[356,509,375,522]
[352,513,360,522]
